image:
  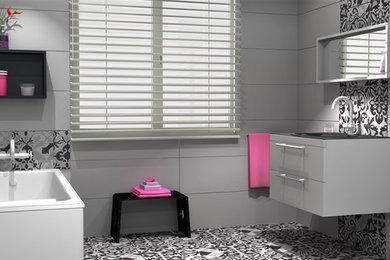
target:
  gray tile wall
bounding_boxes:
[296,0,340,239]
[297,0,341,134]
[0,0,300,236]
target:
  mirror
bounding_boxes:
[317,23,388,83]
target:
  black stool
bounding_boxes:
[110,190,191,243]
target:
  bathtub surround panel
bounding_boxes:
[339,80,388,136]
[0,130,70,170]
[337,0,389,257]
[0,208,83,260]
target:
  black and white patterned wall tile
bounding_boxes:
[339,80,388,136]
[341,0,389,32]
[0,130,70,170]
[339,0,389,258]
[84,223,382,260]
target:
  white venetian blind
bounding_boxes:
[341,28,387,78]
[70,0,241,141]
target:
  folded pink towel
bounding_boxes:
[132,192,171,198]
[142,181,160,186]
[145,177,155,182]
[139,184,162,190]
[132,186,171,195]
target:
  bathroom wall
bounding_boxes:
[0,0,301,236]
[0,0,70,177]
[337,0,389,257]
[296,0,341,239]
[297,0,341,133]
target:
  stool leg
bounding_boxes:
[110,195,122,243]
[176,196,191,238]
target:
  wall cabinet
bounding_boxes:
[0,50,46,99]
[270,134,390,216]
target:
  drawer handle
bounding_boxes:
[275,143,305,150]
[278,173,305,183]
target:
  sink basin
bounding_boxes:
[289,132,389,140]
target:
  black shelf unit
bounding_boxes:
[0,50,46,99]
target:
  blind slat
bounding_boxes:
[71,113,237,117]
[71,10,240,22]
[70,83,237,87]
[71,105,239,109]
[71,98,239,102]
[72,120,239,125]
[71,135,241,142]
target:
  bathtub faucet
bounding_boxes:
[0,139,32,186]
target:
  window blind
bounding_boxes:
[340,28,387,78]
[70,0,241,141]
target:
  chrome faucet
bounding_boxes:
[0,139,32,186]
[331,96,356,135]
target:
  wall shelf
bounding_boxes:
[317,23,389,83]
[0,50,46,99]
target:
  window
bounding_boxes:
[70,0,240,141]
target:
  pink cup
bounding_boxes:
[0,70,7,96]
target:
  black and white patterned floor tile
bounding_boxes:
[84,223,384,260]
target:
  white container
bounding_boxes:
[0,169,85,260]
[20,83,35,96]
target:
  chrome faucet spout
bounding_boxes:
[0,139,33,186]
[10,139,15,158]
[331,96,356,135]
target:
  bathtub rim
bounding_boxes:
[0,169,84,213]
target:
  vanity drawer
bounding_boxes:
[270,140,324,182]
[270,170,324,216]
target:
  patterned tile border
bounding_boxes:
[0,130,70,170]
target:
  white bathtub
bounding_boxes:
[0,169,84,260]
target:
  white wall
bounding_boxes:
[0,0,301,236]
[296,0,340,238]
[297,0,340,134]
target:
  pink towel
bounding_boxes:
[132,192,171,198]
[145,177,155,182]
[132,186,171,195]
[248,133,270,188]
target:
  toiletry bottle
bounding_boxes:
[0,70,7,96]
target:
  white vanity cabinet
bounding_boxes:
[270,134,390,216]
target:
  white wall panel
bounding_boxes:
[298,83,339,121]
[298,47,316,84]
[298,2,340,49]
[71,158,180,199]
[1,0,68,11]
[8,10,68,51]
[189,191,298,229]
[0,91,69,131]
[242,13,297,50]
[180,156,248,193]
[241,49,298,85]
[242,0,298,15]
[241,84,298,120]
[298,0,339,15]
[46,51,70,92]
[71,140,179,161]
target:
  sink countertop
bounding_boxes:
[275,132,390,140]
